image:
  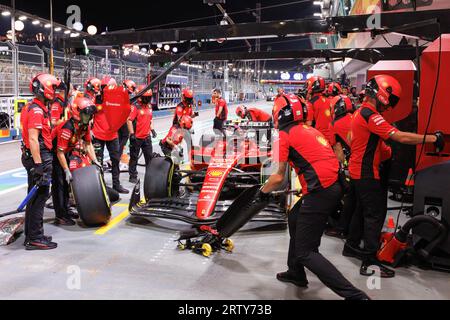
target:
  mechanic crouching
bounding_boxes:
[159,116,193,158]
[127,85,157,184]
[51,97,99,226]
[21,74,62,250]
[260,94,369,300]
[345,75,445,278]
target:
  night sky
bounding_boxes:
[0,0,318,70]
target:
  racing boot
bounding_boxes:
[114,184,129,194]
[276,270,309,288]
[25,238,58,251]
[342,242,364,260]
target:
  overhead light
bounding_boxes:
[313,13,323,17]
[87,25,97,35]
[14,20,25,32]
[157,43,163,48]
[149,49,155,55]
[233,68,237,72]
[239,69,243,72]
[263,70,267,74]
[280,22,286,25]
[313,1,323,5]
[164,44,170,51]
[32,20,40,25]
[172,47,178,53]
[1,11,11,17]
[19,16,27,21]
[64,30,71,34]
[70,32,80,38]
[44,23,51,28]
[73,22,83,32]
[274,70,278,74]
[54,27,62,32]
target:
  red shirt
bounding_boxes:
[215,98,228,120]
[50,99,65,124]
[330,114,353,151]
[53,119,92,154]
[162,126,184,147]
[247,108,272,122]
[129,102,153,139]
[349,102,399,180]
[310,94,334,143]
[21,98,53,151]
[173,102,193,125]
[274,123,339,195]
[92,103,118,141]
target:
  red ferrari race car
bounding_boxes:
[128,119,296,245]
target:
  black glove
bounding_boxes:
[130,134,137,144]
[95,94,103,105]
[194,111,199,117]
[151,129,157,139]
[434,131,445,153]
[31,163,44,182]
[256,189,272,202]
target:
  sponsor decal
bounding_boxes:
[317,135,330,147]
[208,170,224,178]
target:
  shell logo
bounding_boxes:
[316,136,329,147]
[140,110,144,115]
[208,170,224,178]
[303,125,310,129]
[325,109,331,117]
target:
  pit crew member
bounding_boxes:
[160,115,193,157]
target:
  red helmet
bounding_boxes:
[30,73,63,101]
[365,75,402,110]
[179,115,193,130]
[136,85,153,104]
[331,95,354,118]
[84,77,101,95]
[273,94,308,129]
[101,76,117,88]
[123,80,137,94]
[71,97,97,126]
[236,105,247,119]
[182,88,194,104]
[326,82,342,97]
[305,76,325,95]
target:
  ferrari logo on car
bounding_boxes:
[208,170,224,177]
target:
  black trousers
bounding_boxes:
[129,136,153,178]
[159,141,173,157]
[92,137,121,188]
[287,183,367,299]
[334,184,356,235]
[347,179,386,257]
[21,149,52,241]
[118,124,129,156]
[213,118,226,136]
[51,152,70,219]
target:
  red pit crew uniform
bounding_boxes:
[347,102,398,259]
[173,102,194,126]
[273,123,368,300]
[214,97,228,132]
[247,108,272,122]
[92,102,123,191]
[160,126,184,157]
[128,102,154,180]
[21,98,53,242]
[310,94,334,143]
[51,119,92,220]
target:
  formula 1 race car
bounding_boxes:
[129,119,296,238]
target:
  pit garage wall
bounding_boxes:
[314,0,450,86]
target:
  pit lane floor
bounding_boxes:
[0,101,449,300]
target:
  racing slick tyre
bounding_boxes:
[144,156,175,200]
[71,165,111,227]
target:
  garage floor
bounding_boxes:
[0,101,449,300]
